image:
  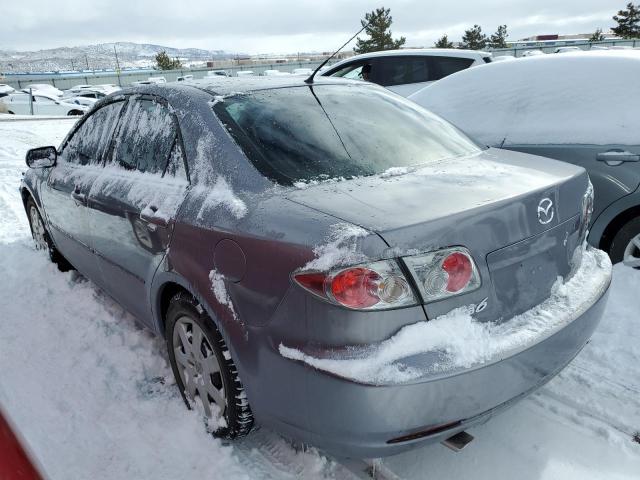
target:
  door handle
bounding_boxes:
[71,191,86,204]
[596,150,640,166]
[140,206,169,228]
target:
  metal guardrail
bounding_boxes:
[2,60,335,90]
[490,38,639,57]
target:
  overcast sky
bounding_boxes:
[0,0,626,54]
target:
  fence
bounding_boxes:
[490,38,639,57]
[2,60,336,90]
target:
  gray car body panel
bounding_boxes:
[19,78,607,457]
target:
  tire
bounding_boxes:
[166,292,254,438]
[26,197,73,271]
[609,217,640,268]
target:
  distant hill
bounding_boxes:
[0,42,238,73]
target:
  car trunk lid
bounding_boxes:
[287,148,589,322]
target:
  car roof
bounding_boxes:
[409,50,640,147]
[321,48,490,74]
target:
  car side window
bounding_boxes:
[61,100,125,166]
[329,61,366,79]
[430,57,474,81]
[35,96,55,104]
[111,98,176,175]
[375,57,430,86]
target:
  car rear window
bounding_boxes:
[213,85,480,186]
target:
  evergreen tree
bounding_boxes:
[354,7,406,54]
[589,28,605,42]
[488,25,509,48]
[612,2,640,38]
[155,51,182,70]
[434,34,454,48]
[461,25,487,50]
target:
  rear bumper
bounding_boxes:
[273,249,611,458]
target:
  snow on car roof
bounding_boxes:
[409,50,640,146]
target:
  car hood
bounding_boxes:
[286,148,588,253]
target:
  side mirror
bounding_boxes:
[26,146,57,168]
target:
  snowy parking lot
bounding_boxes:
[0,117,639,479]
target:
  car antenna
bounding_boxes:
[305,22,370,85]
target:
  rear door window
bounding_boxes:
[430,57,475,80]
[374,57,430,86]
[61,100,125,165]
[110,98,176,175]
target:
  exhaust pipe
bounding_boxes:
[442,431,474,452]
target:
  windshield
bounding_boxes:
[213,84,480,186]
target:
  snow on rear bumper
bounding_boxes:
[279,246,612,386]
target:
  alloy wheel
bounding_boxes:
[172,316,226,420]
[623,234,640,268]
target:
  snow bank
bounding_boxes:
[303,223,369,272]
[410,51,640,146]
[281,246,612,384]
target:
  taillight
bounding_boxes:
[294,260,415,310]
[403,247,481,302]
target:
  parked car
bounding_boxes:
[148,76,167,84]
[236,70,255,77]
[292,67,313,75]
[521,49,545,57]
[554,46,582,53]
[64,96,98,107]
[177,75,194,82]
[93,84,121,95]
[207,70,230,77]
[1,92,88,115]
[63,88,107,100]
[20,77,610,458]
[0,84,15,97]
[22,83,64,98]
[410,51,640,267]
[262,69,290,76]
[321,48,492,96]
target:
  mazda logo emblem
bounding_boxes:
[537,198,554,225]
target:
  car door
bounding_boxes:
[41,99,126,278]
[87,95,189,326]
[504,144,640,222]
[7,94,29,114]
[33,95,59,115]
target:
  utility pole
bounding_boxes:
[114,45,122,86]
[85,54,90,71]
[70,59,75,71]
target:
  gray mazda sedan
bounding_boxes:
[20,77,611,457]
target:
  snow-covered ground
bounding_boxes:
[0,118,639,479]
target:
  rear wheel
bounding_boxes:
[26,197,72,271]
[609,217,640,268]
[166,292,254,438]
